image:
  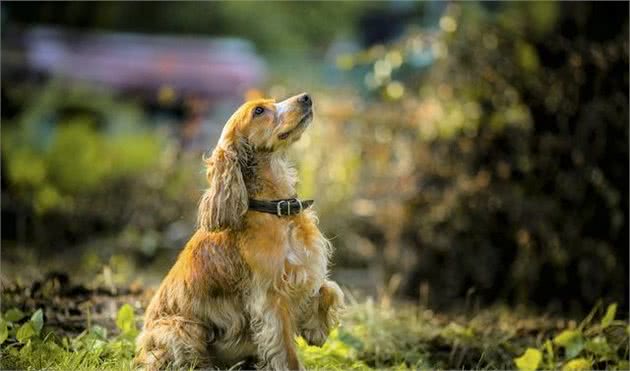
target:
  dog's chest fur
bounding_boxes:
[240,154,330,295]
[282,214,330,295]
[198,212,329,366]
[240,210,330,296]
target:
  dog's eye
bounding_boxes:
[253,107,265,116]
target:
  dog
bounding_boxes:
[135,93,344,370]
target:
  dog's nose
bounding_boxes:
[297,93,312,107]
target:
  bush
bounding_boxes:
[294,2,628,313]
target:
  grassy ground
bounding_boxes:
[1,280,628,370]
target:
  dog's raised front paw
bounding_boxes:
[301,327,328,347]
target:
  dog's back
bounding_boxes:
[136,230,255,369]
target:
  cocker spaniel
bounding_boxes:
[135,93,344,370]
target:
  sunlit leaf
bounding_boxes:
[0,318,8,345]
[562,358,591,371]
[566,341,584,359]
[601,303,617,328]
[115,304,137,336]
[16,322,36,343]
[19,338,32,356]
[30,309,44,335]
[514,348,542,371]
[553,329,585,359]
[585,336,611,357]
[516,41,539,72]
[5,308,26,322]
[544,339,555,367]
[91,325,108,340]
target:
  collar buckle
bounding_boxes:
[276,200,287,216]
[276,198,303,216]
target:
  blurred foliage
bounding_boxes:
[294,2,628,313]
[1,81,201,251]
[513,303,629,371]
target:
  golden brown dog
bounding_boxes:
[135,93,344,370]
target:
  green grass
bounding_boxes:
[1,307,136,370]
[1,300,628,370]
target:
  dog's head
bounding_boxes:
[198,93,313,232]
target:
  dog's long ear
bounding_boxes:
[197,132,249,232]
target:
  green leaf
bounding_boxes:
[565,339,585,359]
[544,339,553,355]
[561,358,591,371]
[600,303,617,328]
[4,308,25,322]
[514,348,542,371]
[0,318,8,344]
[553,330,585,359]
[16,322,36,343]
[553,330,580,346]
[30,309,44,335]
[585,336,611,357]
[115,304,137,336]
[516,41,540,72]
[90,339,107,351]
[90,325,108,340]
[544,339,555,367]
[19,338,33,356]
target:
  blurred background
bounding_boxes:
[1,1,628,318]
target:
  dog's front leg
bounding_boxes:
[248,286,302,370]
[299,280,345,347]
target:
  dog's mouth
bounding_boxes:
[278,110,313,140]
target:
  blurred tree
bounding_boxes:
[315,1,628,314]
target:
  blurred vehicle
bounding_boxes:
[20,26,266,100]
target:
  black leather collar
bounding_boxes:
[249,198,314,216]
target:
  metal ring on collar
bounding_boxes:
[277,200,288,216]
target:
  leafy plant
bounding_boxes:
[115,304,138,338]
[0,305,138,370]
[514,348,542,371]
[514,303,628,371]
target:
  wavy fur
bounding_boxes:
[136,94,344,371]
[197,135,250,232]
